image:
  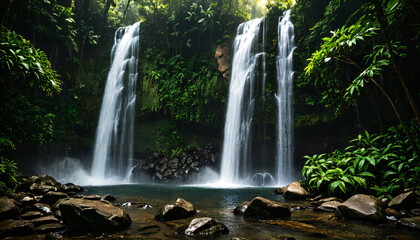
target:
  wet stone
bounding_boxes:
[40,191,68,206]
[103,195,117,202]
[234,201,249,216]
[21,211,44,220]
[0,196,20,220]
[34,203,53,215]
[337,194,385,222]
[35,223,66,234]
[243,197,291,218]
[388,191,417,211]
[185,217,229,236]
[30,215,60,226]
[396,216,420,230]
[155,198,196,221]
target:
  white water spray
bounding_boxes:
[91,22,140,182]
[275,10,295,185]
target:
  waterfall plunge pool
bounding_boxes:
[78,184,417,240]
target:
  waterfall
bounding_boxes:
[275,10,295,185]
[219,18,265,185]
[91,22,140,182]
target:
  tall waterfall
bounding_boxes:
[275,10,295,184]
[91,22,140,182]
[219,18,265,185]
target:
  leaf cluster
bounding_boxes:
[0,27,62,96]
[303,121,420,199]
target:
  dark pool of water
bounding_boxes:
[80,184,418,240]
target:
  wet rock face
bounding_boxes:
[243,197,291,218]
[388,191,418,211]
[283,182,309,200]
[59,198,132,231]
[234,201,249,216]
[215,44,231,79]
[0,196,20,220]
[337,194,385,222]
[185,217,229,236]
[155,198,197,221]
[133,145,219,183]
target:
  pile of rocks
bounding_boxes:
[133,145,219,183]
[274,182,420,230]
[0,175,131,238]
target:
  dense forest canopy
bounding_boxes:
[0,0,419,198]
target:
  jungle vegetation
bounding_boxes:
[0,0,419,197]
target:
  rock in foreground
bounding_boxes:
[185,217,229,236]
[60,198,131,231]
[388,191,417,211]
[155,198,196,221]
[0,219,35,238]
[243,197,291,218]
[337,194,385,222]
[283,182,309,200]
[0,196,20,220]
[396,216,420,230]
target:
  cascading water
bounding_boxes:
[219,18,265,185]
[91,22,140,183]
[275,10,295,185]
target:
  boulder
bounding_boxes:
[388,191,417,211]
[103,195,117,202]
[185,217,229,236]
[0,219,35,238]
[337,194,385,222]
[60,198,132,231]
[274,187,284,195]
[396,216,420,230]
[243,197,291,218]
[0,196,20,220]
[59,183,83,193]
[40,192,68,206]
[155,198,196,221]
[234,201,249,216]
[283,182,309,200]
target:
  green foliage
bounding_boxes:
[303,122,420,199]
[142,52,226,126]
[0,157,19,196]
[0,27,62,96]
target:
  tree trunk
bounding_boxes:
[373,0,420,127]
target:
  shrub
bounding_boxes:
[302,122,419,199]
